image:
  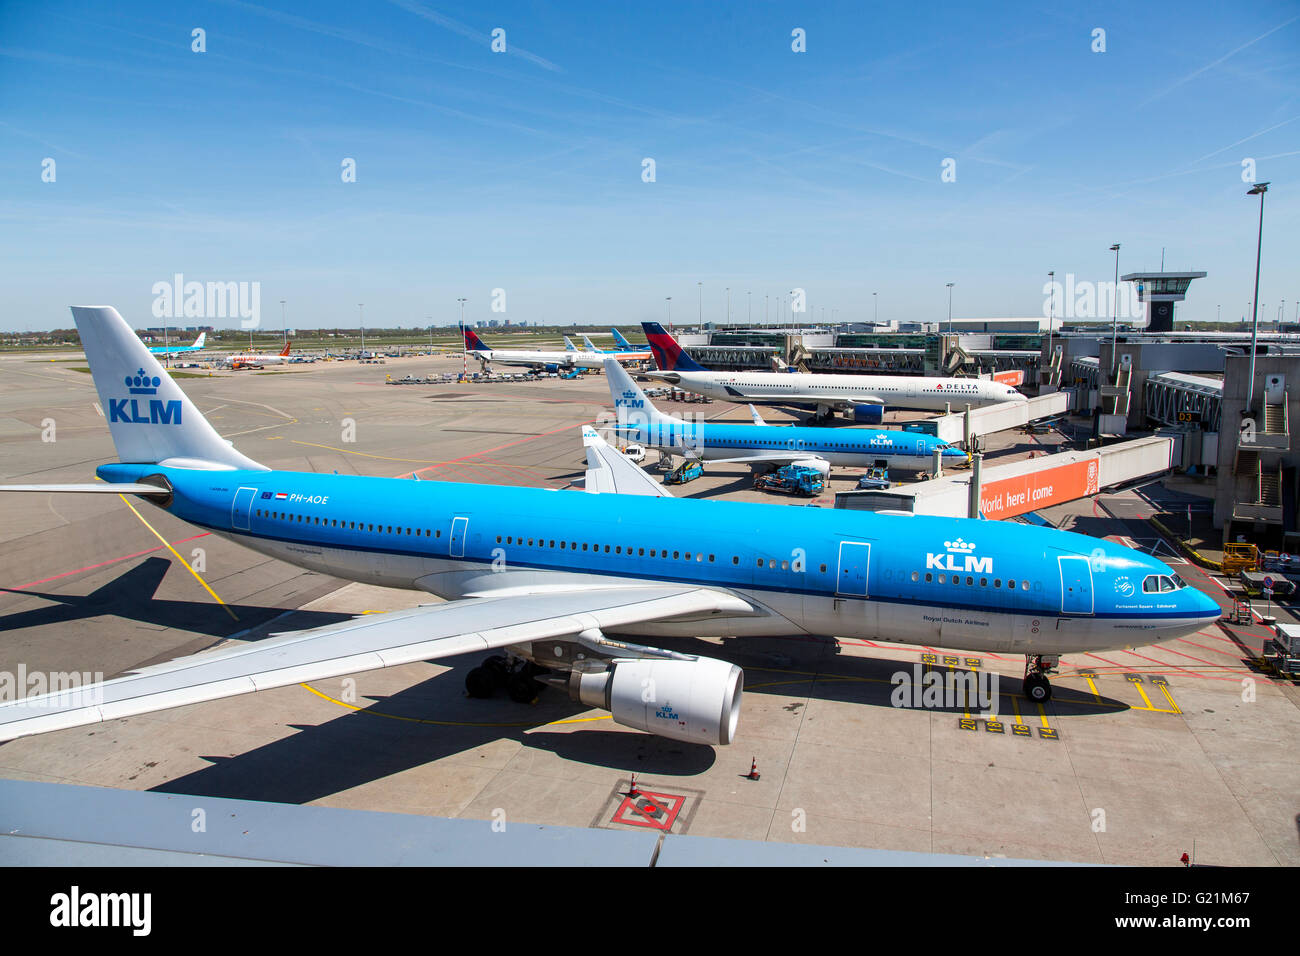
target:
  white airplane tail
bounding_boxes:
[604,357,672,426]
[192,331,206,349]
[72,306,266,471]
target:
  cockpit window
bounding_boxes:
[1143,573,1185,593]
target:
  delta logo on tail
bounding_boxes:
[462,326,489,352]
[110,369,182,425]
[641,322,706,372]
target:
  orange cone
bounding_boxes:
[747,757,761,781]
[629,774,640,798]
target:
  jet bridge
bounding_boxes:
[913,391,1073,445]
[835,435,1176,519]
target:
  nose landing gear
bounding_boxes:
[1023,654,1059,702]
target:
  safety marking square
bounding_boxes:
[964,657,982,669]
[611,790,687,831]
[921,653,937,665]
[942,655,959,666]
[1149,675,1169,686]
[985,720,1005,734]
[958,717,979,731]
[1011,723,1031,737]
[1124,673,1144,683]
[1039,727,1059,740]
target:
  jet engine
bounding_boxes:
[568,656,742,745]
[851,404,885,424]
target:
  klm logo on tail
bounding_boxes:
[616,389,644,409]
[109,369,182,425]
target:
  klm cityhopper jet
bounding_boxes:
[605,359,968,474]
[147,330,206,356]
[0,307,1219,748]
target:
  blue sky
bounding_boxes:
[1,0,1297,331]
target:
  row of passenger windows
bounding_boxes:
[495,535,831,573]
[256,509,442,538]
[911,570,1031,590]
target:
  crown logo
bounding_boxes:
[944,538,976,553]
[125,370,161,395]
[622,390,637,399]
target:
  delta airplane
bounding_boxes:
[640,322,1026,423]
[0,306,1219,748]
[604,359,968,474]
[463,326,647,372]
[219,340,293,369]
[147,331,206,356]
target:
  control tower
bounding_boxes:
[1121,271,1207,332]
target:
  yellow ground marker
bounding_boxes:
[1035,702,1051,728]
[115,493,239,622]
[1083,675,1102,702]
[1156,683,1183,715]
[300,682,613,728]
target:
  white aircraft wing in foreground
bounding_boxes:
[0,586,753,744]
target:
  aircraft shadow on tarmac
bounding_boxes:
[150,633,1128,807]
[151,656,717,805]
[0,556,352,645]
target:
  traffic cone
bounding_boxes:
[746,757,761,781]
[629,774,640,798]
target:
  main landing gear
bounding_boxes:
[1023,654,1059,703]
[465,655,547,704]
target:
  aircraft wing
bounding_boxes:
[703,453,830,467]
[0,584,752,743]
[581,425,670,497]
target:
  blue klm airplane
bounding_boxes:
[147,330,206,355]
[604,358,968,474]
[0,307,1219,748]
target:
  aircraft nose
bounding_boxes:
[1193,587,1223,620]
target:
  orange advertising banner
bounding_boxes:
[979,457,1100,519]
[993,369,1024,386]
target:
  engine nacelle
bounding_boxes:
[851,403,884,425]
[790,456,830,476]
[569,656,742,745]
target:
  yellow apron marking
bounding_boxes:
[300,682,612,728]
[115,493,239,622]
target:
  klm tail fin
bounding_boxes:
[71,306,265,471]
[611,328,634,350]
[563,336,578,351]
[582,334,600,352]
[192,331,206,350]
[639,322,708,372]
[604,358,670,426]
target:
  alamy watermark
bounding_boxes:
[0,665,105,708]
[152,273,261,329]
[1042,273,1142,321]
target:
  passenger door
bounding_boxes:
[1058,556,1094,615]
[836,541,871,597]
[449,516,469,558]
[231,487,257,531]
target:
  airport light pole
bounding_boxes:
[427,316,432,349]
[765,294,769,325]
[358,303,365,354]
[666,296,672,330]
[747,291,751,324]
[457,298,467,379]
[1247,182,1269,411]
[946,282,954,334]
[1047,271,1055,364]
[1109,243,1120,376]
[873,291,878,324]
[726,287,731,325]
[281,299,287,345]
[697,282,702,326]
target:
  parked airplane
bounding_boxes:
[640,322,1025,423]
[219,340,293,369]
[147,331,206,356]
[604,359,967,474]
[462,326,646,371]
[611,329,639,351]
[0,306,1219,748]
[583,332,652,361]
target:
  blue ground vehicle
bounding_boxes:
[856,466,891,490]
[754,465,824,497]
[664,460,704,485]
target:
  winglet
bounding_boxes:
[749,405,766,426]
